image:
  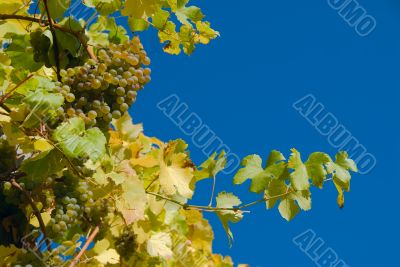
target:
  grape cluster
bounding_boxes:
[49,177,94,238]
[0,138,16,174]
[115,228,138,260]
[56,37,151,129]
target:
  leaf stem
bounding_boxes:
[208,175,216,206]
[10,178,52,252]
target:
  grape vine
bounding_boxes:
[0,0,358,266]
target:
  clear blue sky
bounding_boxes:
[131,0,399,266]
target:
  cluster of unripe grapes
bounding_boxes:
[49,180,93,237]
[115,229,138,260]
[55,37,151,128]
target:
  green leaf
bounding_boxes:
[84,0,122,15]
[305,152,331,188]
[195,151,226,181]
[233,155,263,184]
[215,192,243,246]
[278,198,300,221]
[176,6,204,25]
[128,18,149,32]
[22,88,63,128]
[265,179,287,209]
[5,34,43,71]
[39,0,71,20]
[292,190,311,211]
[20,149,65,180]
[288,149,310,191]
[152,8,170,30]
[326,151,357,191]
[122,0,158,19]
[53,117,106,162]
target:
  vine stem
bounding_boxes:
[0,74,33,104]
[0,14,96,60]
[10,179,52,252]
[69,226,100,267]
[42,0,61,81]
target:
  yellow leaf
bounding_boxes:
[94,248,120,264]
[93,239,110,254]
[34,138,53,151]
[30,210,51,228]
[159,152,194,198]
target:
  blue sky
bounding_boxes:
[130,0,399,266]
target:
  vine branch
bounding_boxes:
[146,190,292,213]
[10,179,52,252]
[69,226,100,267]
[42,0,61,81]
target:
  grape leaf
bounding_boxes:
[20,149,65,180]
[195,151,226,181]
[215,192,243,246]
[288,149,310,191]
[146,232,173,259]
[278,198,299,221]
[53,117,106,162]
[5,34,43,71]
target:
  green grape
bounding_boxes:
[126,90,137,99]
[87,59,96,66]
[88,74,95,80]
[62,85,70,93]
[116,97,125,104]
[60,69,67,77]
[3,182,11,190]
[91,79,102,89]
[66,108,75,117]
[112,110,122,119]
[67,68,75,77]
[92,100,101,109]
[66,93,75,102]
[116,87,125,96]
[110,69,118,76]
[101,105,111,114]
[143,68,151,76]
[119,79,128,87]
[52,224,61,232]
[123,71,132,79]
[103,114,112,123]
[113,58,122,66]
[88,110,97,119]
[120,103,129,112]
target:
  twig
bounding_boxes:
[208,175,216,206]
[69,226,100,267]
[0,74,34,104]
[10,179,52,252]
[42,0,61,81]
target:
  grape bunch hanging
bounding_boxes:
[55,37,151,129]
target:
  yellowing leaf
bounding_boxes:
[33,138,53,151]
[94,248,119,264]
[159,152,194,198]
[146,232,173,259]
[30,210,51,227]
